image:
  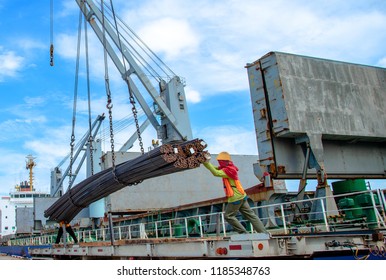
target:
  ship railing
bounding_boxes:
[259,188,386,235]
[9,188,385,246]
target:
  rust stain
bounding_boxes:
[260,108,266,118]
[277,165,286,174]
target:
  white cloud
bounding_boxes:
[378,57,386,67]
[24,96,47,107]
[116,0,386,99]
[138,17,200,60]
[0,50,24,80]
[0,151,30,194]
[197,125,258,156]
[15,38,46,52]
[55,33,79,60]
[185,86,201,103]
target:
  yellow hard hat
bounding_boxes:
[216,151,231,161]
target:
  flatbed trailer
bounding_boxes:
[17,186,386,259]
[28,231,384,260]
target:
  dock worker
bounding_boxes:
[55,221,78,244]
[203,151,268,234]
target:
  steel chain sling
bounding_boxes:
[102,0,140,187]
[109,0,145,156]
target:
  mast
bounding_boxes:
[25,155,36,191]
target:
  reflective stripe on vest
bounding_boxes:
[223,178,245,197]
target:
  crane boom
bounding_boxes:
[75,0,193,144]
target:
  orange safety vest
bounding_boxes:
[223,178,245,197]
[59,221,71,228]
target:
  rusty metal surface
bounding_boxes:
[247,52,386,179]
[258,51,386,140]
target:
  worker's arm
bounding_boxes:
[203,162,228,178]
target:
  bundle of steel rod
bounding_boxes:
[44,138,209,223]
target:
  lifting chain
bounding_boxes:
[108,0,144,155]
[68,134,75,189]
[102,0,141,188]
[91,0,145,188]
[107,92,141,187]
[106,94,115,166]
[88,135,94,176]
[127,78,144,155]
[101,0,116,170]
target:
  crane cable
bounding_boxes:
[49,0,54,66]
[67,9,84,192]
[109,0,144,155]
[84,10,94,176]
[100,1,142,187]
[101,0,120,184]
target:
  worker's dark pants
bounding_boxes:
[225,198,267,234]
[55,226,78,244]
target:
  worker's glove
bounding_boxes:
[204,152,211,162]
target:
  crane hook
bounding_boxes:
[50,44,54,66]
[106,99,113,109]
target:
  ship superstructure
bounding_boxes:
[0,156,50,241]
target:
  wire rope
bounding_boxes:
[108,0,144,155]
[67,9,84,192]
[84,12,95,176]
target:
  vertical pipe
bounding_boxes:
[221,213,227,237]
[168,220,172,238]
[108,212,114,245]
[369,191,381,228]
[215,213,221,237]
[377,189,386,220]
[184,218,189,238]
[198,216,203,237]
[280,204,287,234]
[320,199,330,232]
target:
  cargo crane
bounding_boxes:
[42,0,200,225]
[75,0,193,147]
[48,0,195,188]
[47,0,196,215]
[61,0,195,185]
[3,1,386,260]
[50,114,105,198]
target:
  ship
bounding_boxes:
[0,155,50,257]
[1,1,386,260]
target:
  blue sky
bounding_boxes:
[0,0,386,196]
